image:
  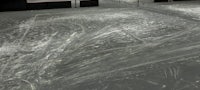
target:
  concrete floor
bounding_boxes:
[0,2,200,90]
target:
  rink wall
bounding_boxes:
[98,0,154,7]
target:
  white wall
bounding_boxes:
[99,0,154,6]
[27,0,154,4]
[99,0,154,4]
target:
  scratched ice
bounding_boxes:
[165,4,200,20]
[1,2,200,90]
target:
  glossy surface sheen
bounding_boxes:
[0,1,200,90]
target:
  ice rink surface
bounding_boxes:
[0,1,200,90]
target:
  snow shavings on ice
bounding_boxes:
[1,7,200,90]
[164,4,200,20]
